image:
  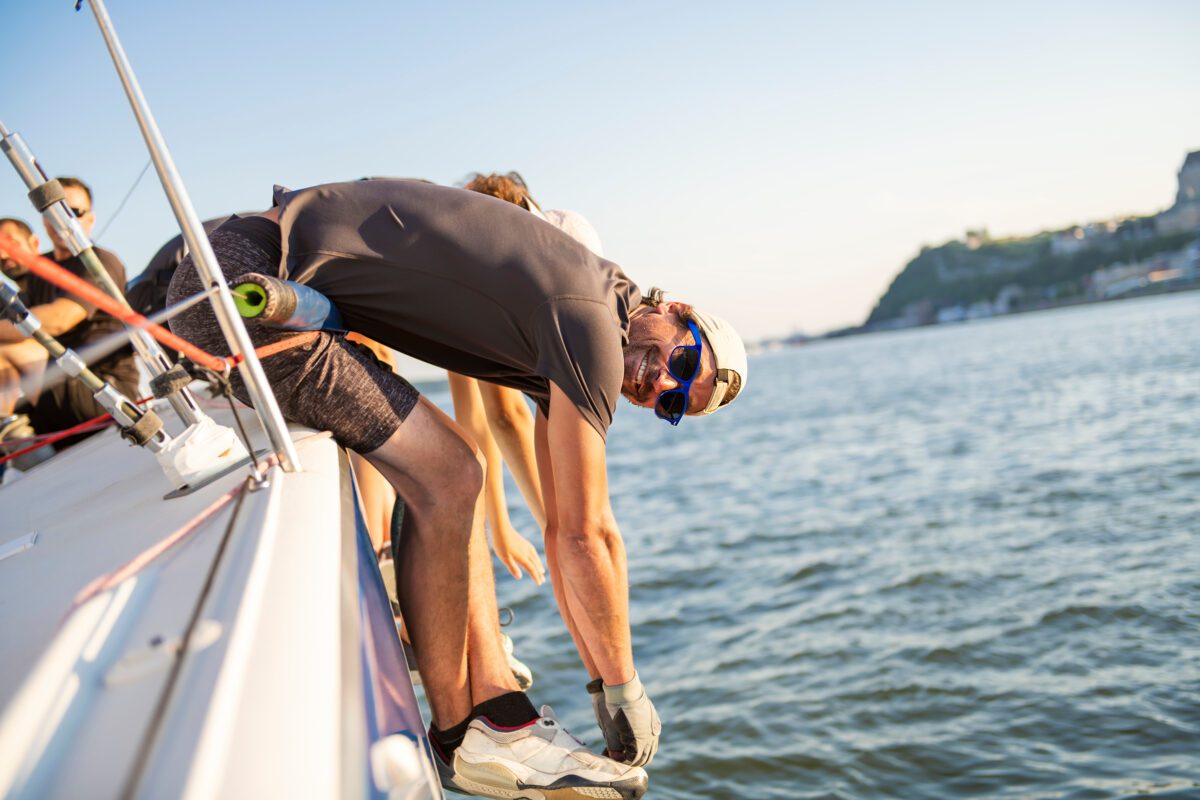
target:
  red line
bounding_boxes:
[0,232,229,372]
[0,396,154,466]
[1,232,322,419]
[477,716,539,732]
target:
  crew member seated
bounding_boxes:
[0,177,139,459]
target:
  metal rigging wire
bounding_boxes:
[93,159,153,243]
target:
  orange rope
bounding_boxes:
[0,232,318,372]
[0,232,228,371]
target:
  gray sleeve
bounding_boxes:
[532,298,624,440]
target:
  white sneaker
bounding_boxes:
[447,705,648,799]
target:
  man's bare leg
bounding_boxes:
[364,397,484,727]
[348,451,395,555]
[466,511,522,704]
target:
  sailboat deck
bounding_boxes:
[0,399,436,798]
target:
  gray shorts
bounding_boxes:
[166,227,419,453]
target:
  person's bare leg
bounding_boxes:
[363,397,485,727]
[447,375,528,703]
[466,510,522,704]
[449,373,517,544]
[349,451,395,555]
[478,382,546,528]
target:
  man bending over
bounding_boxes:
[167,179,747,800]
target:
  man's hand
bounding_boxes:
[592,673,661,767]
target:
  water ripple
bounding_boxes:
[483,294,1200,800]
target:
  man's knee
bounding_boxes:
[369,402,485,521]
[400,435,482,552]
[440,434,485,509]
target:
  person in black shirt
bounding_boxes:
[0,177,139,452]
[0,216,45,455]
[125,215,236,317]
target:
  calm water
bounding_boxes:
[429,292,1200,800]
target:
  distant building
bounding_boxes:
[936,305,966,324]
[1184,241,1200,279]
[869,299,934,331]
[965,228,989,250]
[1156,150,1200,235]
[1090,262,1149,298]
[965,300,994,320]
[1050,227,1086,256]
[1174,151,1200,204]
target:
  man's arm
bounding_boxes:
[537,383,661,767]
[535,403,600,678]
[538,382,634,684]
[0,298,87,342]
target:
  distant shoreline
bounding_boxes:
[765,280,1200,350]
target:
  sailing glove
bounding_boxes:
[588,673,661,767]
[587,678,623,757]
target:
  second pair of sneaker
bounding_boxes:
[435,705,647,800]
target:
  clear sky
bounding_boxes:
[2,1,1197,344]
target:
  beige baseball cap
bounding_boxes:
[686,306,748,415]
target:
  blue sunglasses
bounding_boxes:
[654,318,703,425]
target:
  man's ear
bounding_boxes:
[664,300,693,321]
[28,234,40,253]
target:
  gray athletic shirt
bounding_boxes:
[272,180,641,437]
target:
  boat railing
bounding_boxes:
[0,0,302,482]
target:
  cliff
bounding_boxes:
[865,220,1195,326]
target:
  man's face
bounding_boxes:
[621,301,717,416]
[0,221,38,278]
[44,184,94,253]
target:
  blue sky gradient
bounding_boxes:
[2,1,1197,342]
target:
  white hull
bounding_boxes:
[0,399,440,799]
